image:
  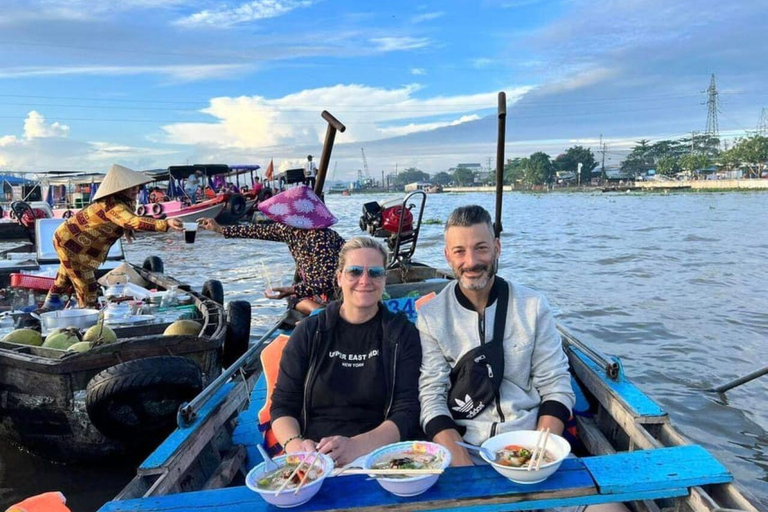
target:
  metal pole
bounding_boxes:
[315,111,346,197]
[495,92,507,238]
[711,365,768,394]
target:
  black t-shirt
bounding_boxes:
[304,308,387,441]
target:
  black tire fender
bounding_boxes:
[142,256,164,274]
[62,209,74,219]
[85,356,203,441]
[258,188,273,202]
[151,203,164,216]
[201,279,224,305]
[227,194,247,217]
[223,300,251,368]
[136,205,147,216]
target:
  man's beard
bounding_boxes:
[457,259,498,291]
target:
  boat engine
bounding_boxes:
[358,191,426,267]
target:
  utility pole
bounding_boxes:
[704,74,720,138]
[757,108,768,136]
[690,131,698,155]
[599,134,607,183]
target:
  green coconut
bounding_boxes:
[163,320,202,336]
[42,330,81,350]
[46,327,83,342]
[83,324,118,344]
[67,341,92,353]
[2,328,43,346]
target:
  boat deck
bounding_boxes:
[101,364,734,512]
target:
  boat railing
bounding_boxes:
[558,324,620,380]
[177,310,291,426]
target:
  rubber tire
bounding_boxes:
[258,188,273,202]
[62,209,74,219]
[136,205,146,216]
[143,256,164,274]
[227,194,247,217]
[85,356,203,441]
[222,300,251,368]
[151,203,164,216]
[202,279,224,305]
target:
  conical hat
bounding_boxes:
[258,185,337,229]
[92,164,153,201]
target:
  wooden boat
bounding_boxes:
[98,105,761,511]
[0,219,251,462]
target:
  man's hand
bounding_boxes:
[197,217,222,233]
[166,218,184,231]
[123,230,135,243]
[433,429,474,467]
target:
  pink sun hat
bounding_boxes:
[257,185,338,229]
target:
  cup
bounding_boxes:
[183,222,198,244]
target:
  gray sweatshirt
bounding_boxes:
[417,279,575,446]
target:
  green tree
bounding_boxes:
[725,135,768,178]
[453,166,475,186]
[504,157,527,185]
[679,154,711,175]
[395,167,430,187]
[656,155,680,177]
[431,171,452,185]
[554,146,597,184]
[526,152,554,186]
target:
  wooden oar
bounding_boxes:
[710,365,768,394]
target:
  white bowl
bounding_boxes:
[480,430,570,484]
[363,441,451,497]
[245,452,334,508]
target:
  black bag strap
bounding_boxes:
[491,277,509,346]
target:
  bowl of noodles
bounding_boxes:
[245,452,334,508]
[479,430,570,484]
[363,441,451,497]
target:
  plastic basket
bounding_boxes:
[10,273,55,291]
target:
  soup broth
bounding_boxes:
[256,460,324,490]
[495,444,554,468]
[372,446,443,476]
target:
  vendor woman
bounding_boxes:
[198,185,345,314]
[41,164,184,310]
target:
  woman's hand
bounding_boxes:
[166,218,184,231]
[123,230,135,243]
[316,435,361,466]
[197,217,222,233]
[286,438,317,454]
[265,285,295,300]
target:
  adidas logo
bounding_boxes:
[451,394,485,418]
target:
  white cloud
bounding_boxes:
[175,0,313,28]
[410,11,444,24]
[410,68,426,75]
[471,58,493,69]
[160,83,534,149]
[0,64,253,82]
[369,37,431,52]
[24,111,70,139]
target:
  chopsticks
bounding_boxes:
[274,453,321,496]
[293,454,322,495]
[529,427,551,471]
[334,468,443,476]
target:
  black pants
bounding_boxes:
[305,177,316,190]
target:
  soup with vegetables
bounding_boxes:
[256,459,324,490]
[372,445,444,473]
[495,444,554,468]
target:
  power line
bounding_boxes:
[704,73,720,138]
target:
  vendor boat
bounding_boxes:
[97,105,760,512]
[0,218,251,462]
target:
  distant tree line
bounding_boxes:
[389,134,768,189]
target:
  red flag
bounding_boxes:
[265,159,274,181]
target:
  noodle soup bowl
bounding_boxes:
[363,441,451,497]
[480,430,570,485]
[245,452,334,508]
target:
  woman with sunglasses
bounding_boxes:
[270,236,423,466]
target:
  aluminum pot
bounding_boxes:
[34,309,101,331]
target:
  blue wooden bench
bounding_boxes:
[102,444,731,512]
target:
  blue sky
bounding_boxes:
[1,0,766,179]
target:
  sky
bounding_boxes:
[1,0,767,180]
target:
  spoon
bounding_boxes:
[256,443,279,472]
[455,441,495,461]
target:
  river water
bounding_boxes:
[1,190,766,511]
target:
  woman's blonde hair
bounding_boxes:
[336,236,389,274]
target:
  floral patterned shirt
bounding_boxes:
[54,195,169,269]
[221,222,344,300]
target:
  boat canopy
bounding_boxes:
[149,165,231,181]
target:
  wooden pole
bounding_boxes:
[495,92,507,238]
[711,365,768,394]
[315,111,346,197]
